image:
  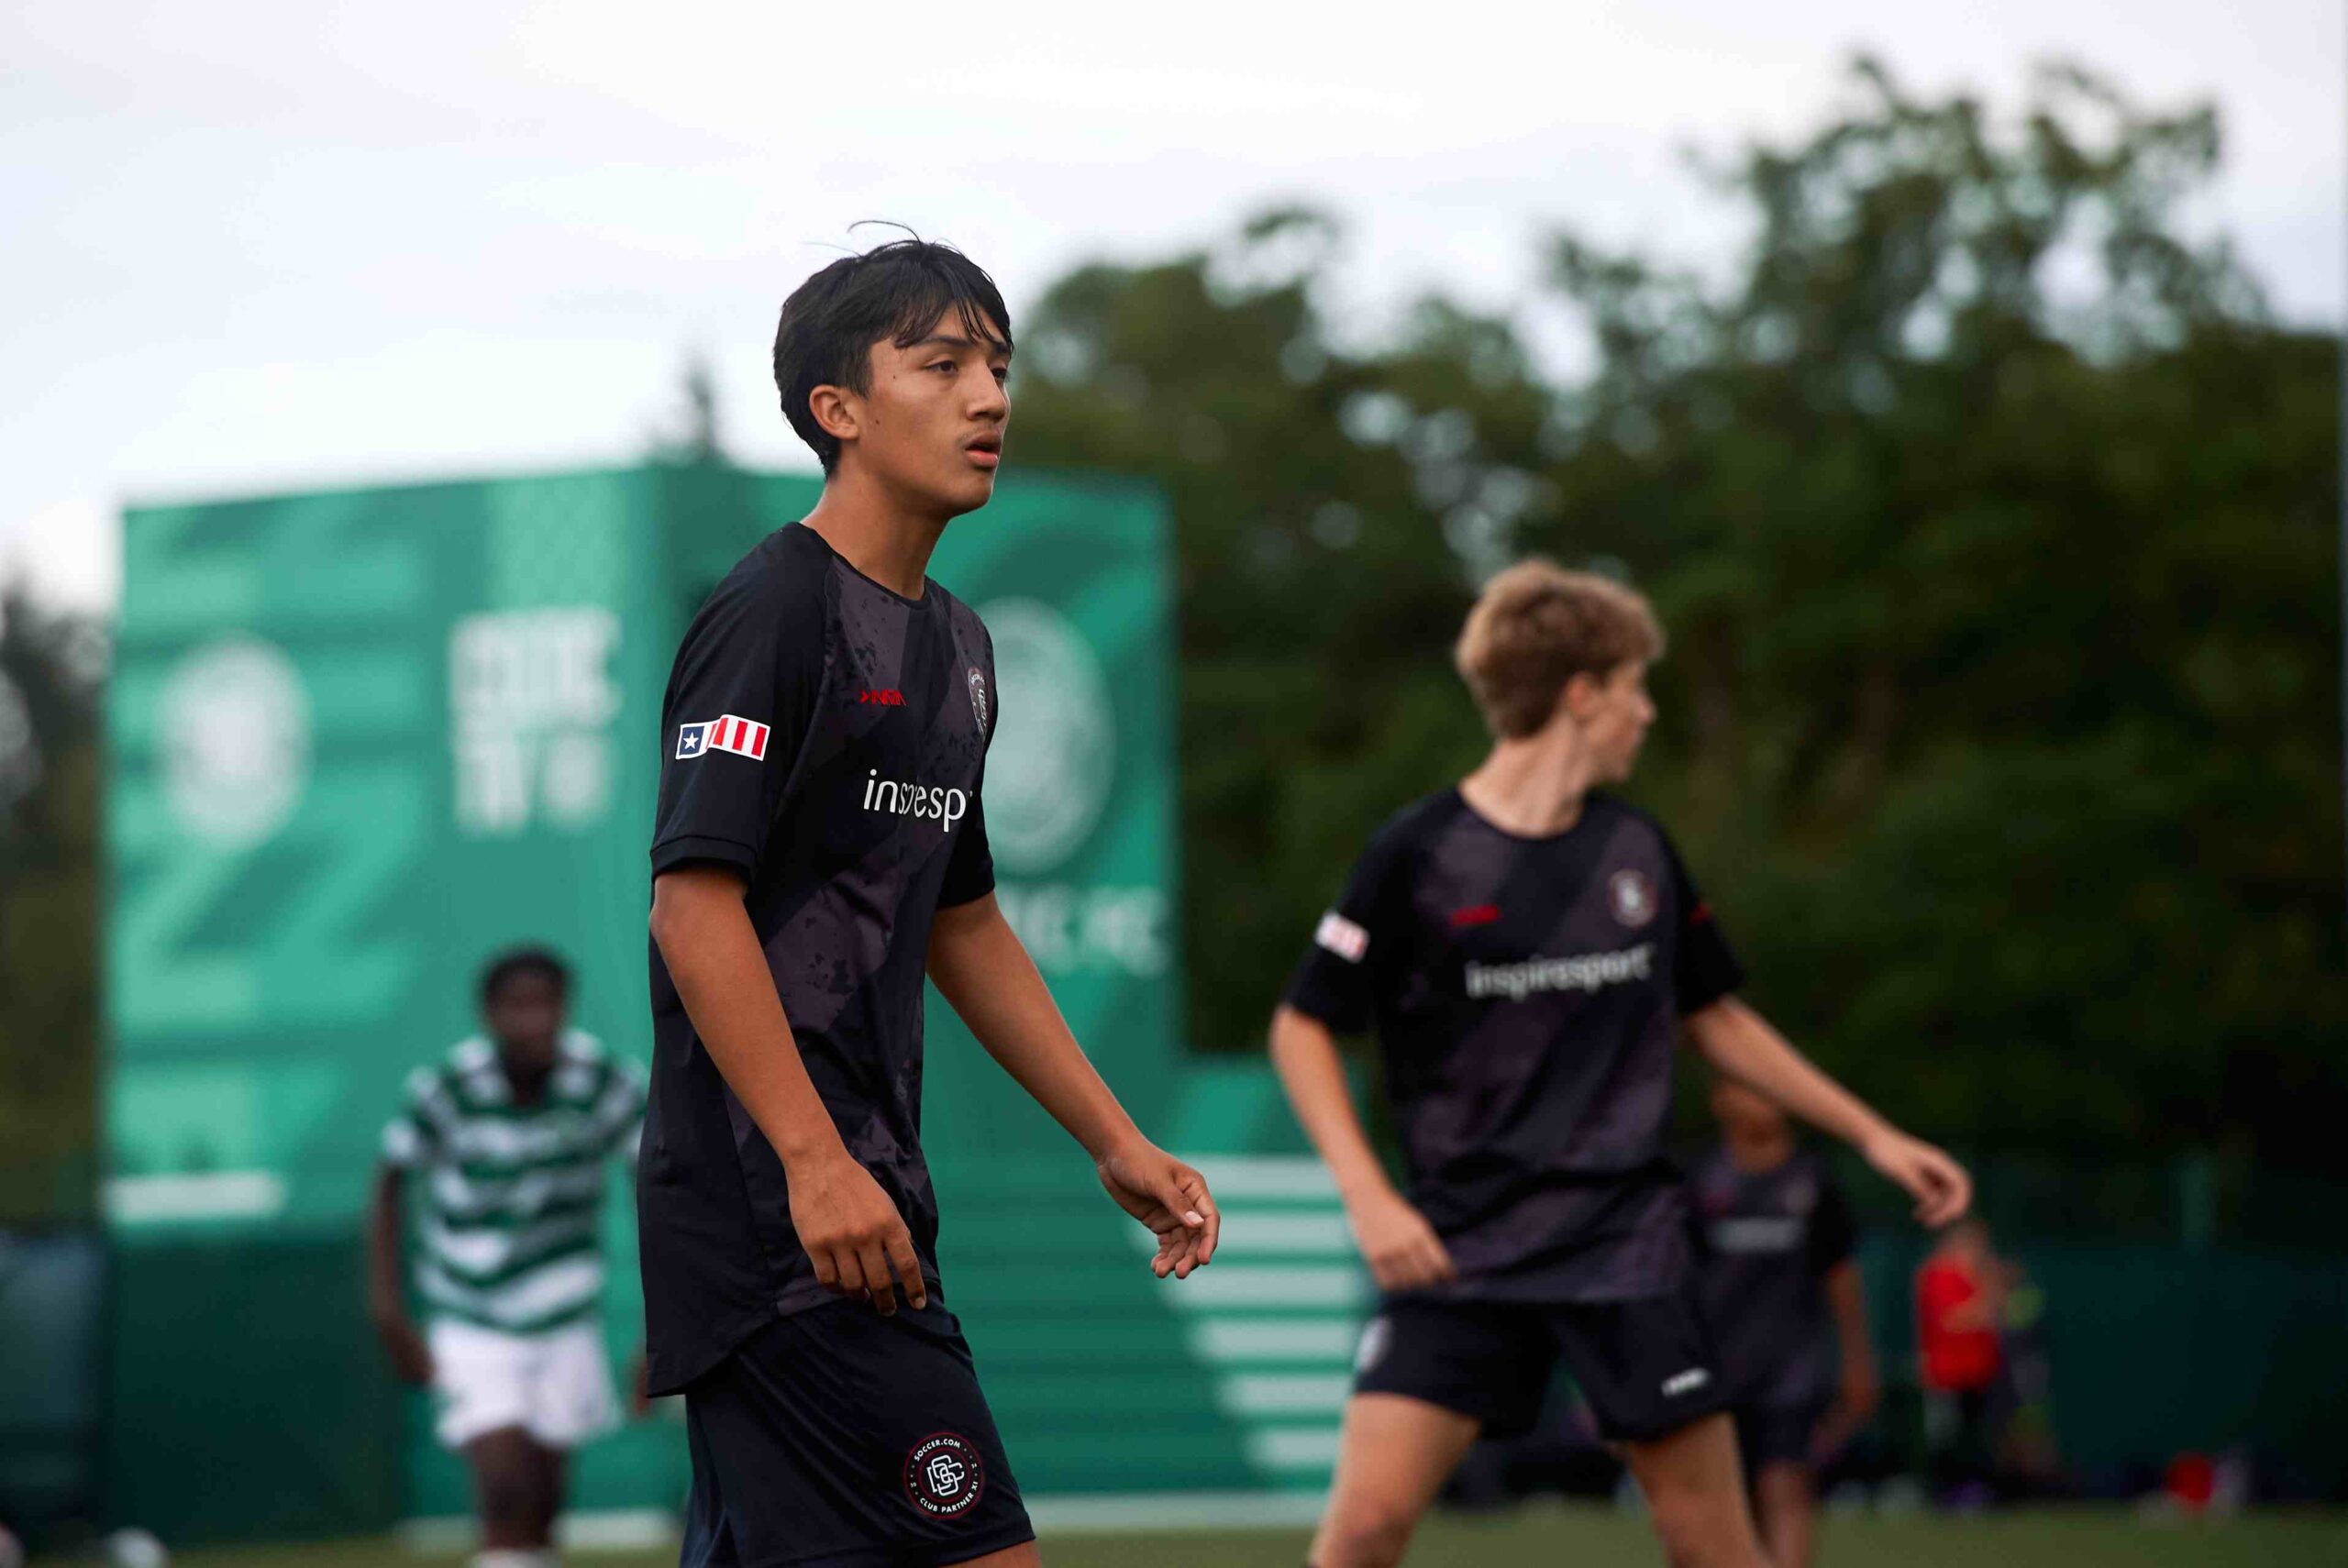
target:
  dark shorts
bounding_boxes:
[1353,1289,1728,1442]
[681,1300,1035,1568]
[1733,1398,1827,1470]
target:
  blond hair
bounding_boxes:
[1454,559,1665,738]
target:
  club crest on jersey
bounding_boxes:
[676,715,769,762]
[967,667,988,732]
[1609,868,1657,928]
[903,1432,985,1518]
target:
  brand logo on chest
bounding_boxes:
[858,689,905,707]
[1609,868,1658,928]
[863,770,969,831]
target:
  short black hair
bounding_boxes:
[772,232,1013,473]
[478,945,570,1007]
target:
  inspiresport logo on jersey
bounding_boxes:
[863,770,970,831]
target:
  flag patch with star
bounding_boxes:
[676,715,769,761]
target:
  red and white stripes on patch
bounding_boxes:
[687,714,769,760]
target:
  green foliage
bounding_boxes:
[1009,60,2344,1165]
[0,590,104,1223]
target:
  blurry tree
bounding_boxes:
[0,588,104,1223]
[1528,59,2343,1168]
[648,352,728,465]
[1010,61,2344,1171]
[1009,207,1548,1056]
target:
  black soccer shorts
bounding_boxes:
[1352,1287,1730,1442]
[680,1299,1034,1568]
[1732,1397,1830,1470]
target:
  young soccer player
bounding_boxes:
[370,947,647,1568]
[641,237,1219,1568]
[1269,560,1971,1568]
[1690,1077,1878,1568]
[1916,1217,2007,1500]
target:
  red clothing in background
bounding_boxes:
[1916,1254,2000,1392]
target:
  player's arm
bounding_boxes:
[925,893,1218,1279]
[1681,999,1971,1225]
[365,1163,433,1385]
[1811,1259,1881,1462]
[650,864,929,1315]
[1268,1004,1455,1292]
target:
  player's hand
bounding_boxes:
[1812,1361,1880,1464]
[787,1144,927,1316]
[1861,1128,1972,1228]
[1096,1138,1219,1279]
[374,1312,435,1386]
[627,1350,654,1419]
[1346,1186,1456,1293]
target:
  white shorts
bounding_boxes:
[428,1318,620,1452]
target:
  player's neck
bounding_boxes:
[1459,727,1600,838]
[498,1047,554,1106]
[802,468,950,600]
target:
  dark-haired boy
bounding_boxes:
[371,946,648,1568]
[642,237,1219,1568]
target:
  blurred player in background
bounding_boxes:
[1268,560,1970,1568]
[1917,1217,2007,1502]
[641,237,1218,1568]
[369,946,647,1568]
[1690,1077,1878,1568]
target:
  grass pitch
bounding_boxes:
[156,1502,2348,1567]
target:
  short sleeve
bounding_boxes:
[380,1067,443,1169]
[649,557,824,880]
[1663,833,1744,1014]
[1281,832,1412,1035]
[593,1059,648,1166]
[1808,1165,1859,1275]
[937,783,995,908]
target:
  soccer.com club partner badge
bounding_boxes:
[903,1432,986,1518]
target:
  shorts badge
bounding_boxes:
[904,1431,985,1518]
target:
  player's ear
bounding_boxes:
[1556,671,1597,724]
[807,382,861,447]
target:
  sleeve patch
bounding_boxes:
[1314,911,1369,963]
[677,715,770,761]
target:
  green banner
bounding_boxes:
[105,465,1331,1540]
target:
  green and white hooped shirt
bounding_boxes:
[382,1032,646,1335]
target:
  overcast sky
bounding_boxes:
[5,0,2339,612]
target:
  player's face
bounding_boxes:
[485,972,566,1067]
[1580,661,1655,782]
[851,308,1011,517]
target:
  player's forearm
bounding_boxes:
[1268,1005,1394,1206]
[926,894,1141,1158]
[650,867,848,1170]
[1685,998,1892,1151]
[365,1167,409,1321]
[1825,1261,1878,1385]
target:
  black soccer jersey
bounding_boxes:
[638,524,997,1396]
[1689,1146,1858,1411]
[1284,789,1743,1303]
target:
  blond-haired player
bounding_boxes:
[1270,560,1969,1568]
